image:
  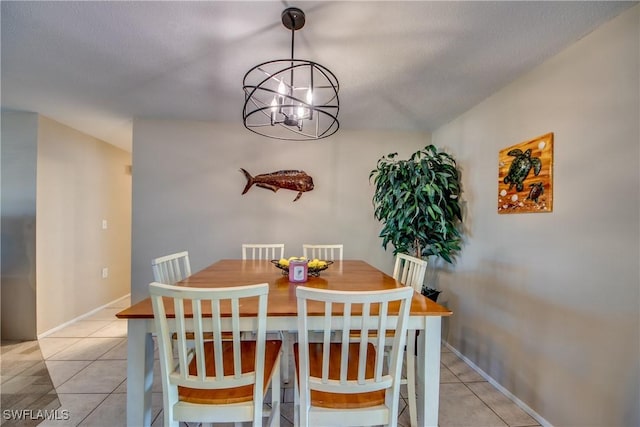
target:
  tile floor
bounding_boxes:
[2,295,541,426]
[1,341,60,427]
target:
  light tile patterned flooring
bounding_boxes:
[1,295,541,426]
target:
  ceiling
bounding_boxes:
[1,1,634,152]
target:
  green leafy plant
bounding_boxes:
[370,145,463,265]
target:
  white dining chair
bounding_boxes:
[151,251,191,285]
[393,253,427,293]
[149,281,282,427]
[153,250,212,348]
[242,243,285,260]
[392,252,428,427]
[302,244,343,261]
[294,285,413,427]
[242,243,290,383]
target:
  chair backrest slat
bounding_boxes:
[231,298,242,378]
[339,301,351,384]
[302,244,343,261]
[210,298,225,381]
[375,300,389,378]
[191,298,206,381]
[393,253,428,292]
[322,302,332,384]
[242,243,285,260]
[172,296,190,382]
[152,251,191,285]
[357,301,369,384]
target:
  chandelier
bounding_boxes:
[242,7,339,141]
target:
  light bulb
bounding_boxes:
[297,105,305,119]
[306,88,313,104]
[270,97,278,125]
[277,80,286,116]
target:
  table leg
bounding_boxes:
[416,316,442,427]
[281,331,291,383]
[127,319,154,427]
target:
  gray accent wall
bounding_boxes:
[432,5,639,426]
[130,122,429,302]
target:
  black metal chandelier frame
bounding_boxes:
[242,7,340,141]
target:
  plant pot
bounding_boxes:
[422,288,441,302]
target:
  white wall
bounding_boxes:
[36,117,132,334]
[1,111,39,340]
[433,6,639,426]
[130,120,429,301]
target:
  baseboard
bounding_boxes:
[37,293,131,339]
[443,340,553,427]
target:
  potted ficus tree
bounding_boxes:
[370,145,463,301]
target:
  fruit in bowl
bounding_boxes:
[277,258,290,267]
[276,256,307,268]
[271,257,333,276]
[308,258,328,269]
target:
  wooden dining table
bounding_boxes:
[116,259,452,426]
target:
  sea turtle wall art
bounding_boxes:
[498,133,553,214]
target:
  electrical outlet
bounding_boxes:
[102,267,109,279]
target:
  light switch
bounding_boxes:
[102,219,108,230]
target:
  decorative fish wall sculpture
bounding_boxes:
[240,168,314,202]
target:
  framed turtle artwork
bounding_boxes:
[498,132,553,214]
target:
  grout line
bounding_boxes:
[55,391,119,395]
[74,392,112,426]
[88,319,128,339]
[44,359,92,390]
[443,341,552,427]
[111,377,127,394]
[150,407,163,426]
[39,337,83,360]
[44,337,125,363]
[462,381,512,427]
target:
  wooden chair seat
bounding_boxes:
[348,329,395,339]
[293,342,384,409]
[171,331,230,341]
[179,340,282,404]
